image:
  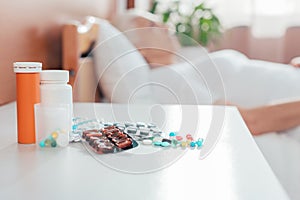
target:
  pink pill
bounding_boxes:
[186,134,192,139]
[176,136,183,141]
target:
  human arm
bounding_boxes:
[239,101,300,135]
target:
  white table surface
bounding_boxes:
[0,102,289,200]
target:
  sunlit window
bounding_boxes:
[134,0,299,38]
[254,0,292,15]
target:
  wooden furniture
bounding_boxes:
[0,0,115,105]
[0,102,290,200]
[62,16,100,102]
[127,0,135,9]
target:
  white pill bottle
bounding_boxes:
[40,70,73,146]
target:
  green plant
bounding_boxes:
[150,1,222,46]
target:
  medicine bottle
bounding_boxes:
[40,70,73,105]
[40,70,73,124]
[14,62,42,144]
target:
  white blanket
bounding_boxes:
[151,48,300,108]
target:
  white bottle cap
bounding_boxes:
[40,70,69,83]
[13,62,42,73]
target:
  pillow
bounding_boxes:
[150,51,225,105]
[150,64,214,105]
[93,19,153,103]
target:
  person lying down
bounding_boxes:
[110,10,300,136]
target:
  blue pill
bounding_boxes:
[161,142,170,147]
[169,132,176,137]
[196,139,203,147]
[72,125,78,130]
[39,140,45,148]
[190,141,196,147]
[51,140,57,147]
[153,141,162,146]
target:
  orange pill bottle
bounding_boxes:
[14,62,42,144]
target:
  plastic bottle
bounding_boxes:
[40,70,73,146]
[40,70,73,114]
[14,62,42,144]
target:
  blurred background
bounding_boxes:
[1,0,300,104]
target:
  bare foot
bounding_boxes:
[290,57,300,68]
[238,107,265,136]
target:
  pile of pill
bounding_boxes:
[72,118,204,151]
[147,132,204,149]
[122,123,204,149]
[39,129,69,148]
[82,125,138,154]
[135,131,203,149]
